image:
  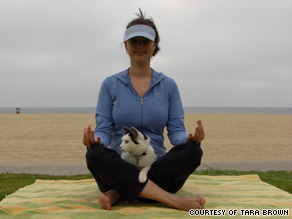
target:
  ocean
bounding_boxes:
[0,107,291,114]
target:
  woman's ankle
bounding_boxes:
[99,189,120,210]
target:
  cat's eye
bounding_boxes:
[125,140,129,144]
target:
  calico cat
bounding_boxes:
[120,126,157,183]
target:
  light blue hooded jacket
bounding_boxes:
[95,68,189,158]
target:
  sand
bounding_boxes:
[0,113,291,167]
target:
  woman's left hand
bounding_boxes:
[187,120,205,143]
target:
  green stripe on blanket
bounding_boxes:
[0,175,291,219]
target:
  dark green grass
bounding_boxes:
[195,169,292,194]
[0,170,291,201]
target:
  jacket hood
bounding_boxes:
[113,68,166,88]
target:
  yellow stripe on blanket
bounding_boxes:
[0,175,291,219]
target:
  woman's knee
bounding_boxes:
[183,141,203,164]
[86,146,108,168]
[86,147,99,168]
[192,142,203,159]
[86,145,122,169]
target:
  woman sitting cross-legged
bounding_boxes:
[83,9,206,211]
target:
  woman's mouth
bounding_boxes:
[135,51,146,55]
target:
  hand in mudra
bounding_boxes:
[83,125,101,148]
[187,120,205,143]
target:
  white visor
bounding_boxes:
[124,25,156,42]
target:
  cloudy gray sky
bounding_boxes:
[0,0,291,108]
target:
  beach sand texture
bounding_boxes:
[0,113,291,166]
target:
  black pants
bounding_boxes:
[86,141,203,203]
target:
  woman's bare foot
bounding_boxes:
[140,180,206,212]
[170,195,206,211]
[198,195,206,209]
[99,189,120,210]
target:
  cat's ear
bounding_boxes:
[131,127,139,139]
[122,126,131,134]
[143,134,148,141]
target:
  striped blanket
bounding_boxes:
[0,175,291,219]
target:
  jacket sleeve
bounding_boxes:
[95,78,114,146]
[166,79,189,146]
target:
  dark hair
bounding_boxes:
[126,8,161,56]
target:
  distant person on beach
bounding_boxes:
[83,9,205,211]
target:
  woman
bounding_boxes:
[83,10,205,211]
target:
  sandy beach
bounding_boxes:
[0,113,291,171]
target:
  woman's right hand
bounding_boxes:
[83,125,101,148]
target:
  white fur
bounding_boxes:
[120,127,157,183]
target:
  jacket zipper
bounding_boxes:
[128,82,147,131]
[140,97,144,131]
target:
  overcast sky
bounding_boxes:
[0,0,291,108]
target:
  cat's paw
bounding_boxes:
[139,173,147,183]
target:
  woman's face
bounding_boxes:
[125,37,156,64]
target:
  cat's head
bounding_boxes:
[120,126,150,155]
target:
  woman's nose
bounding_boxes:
[136,42,144,47]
